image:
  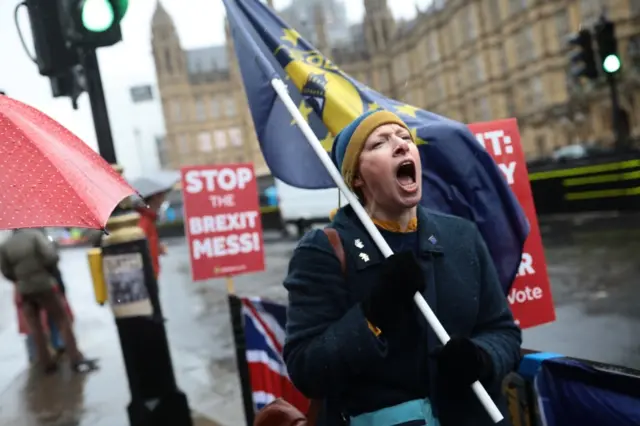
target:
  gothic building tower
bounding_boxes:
[151,2,185,88]
[362,0,395,54]
[150,1,267,175]
[313,3,329,53]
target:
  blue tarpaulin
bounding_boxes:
[535,357,640,426]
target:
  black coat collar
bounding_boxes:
[331,205,445,269]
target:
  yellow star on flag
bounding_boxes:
[319,132,334,151]
[410,127,428,146]
[368,102,380,111]
[281,28,301,47]
[395,104,420,117]
[291,101,313,126]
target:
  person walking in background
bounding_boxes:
[136,190,168,280]
[136,189,170,322]
[14,287,67,362]
[129,173,180,280]
[49,260,66,295]
[21,229,74,360]
[22,228,73,362]
[0,228,98,374]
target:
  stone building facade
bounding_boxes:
[150,2,267,174]
[152,0,640,168]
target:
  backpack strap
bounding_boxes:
[322,228,346,276]
[306,399,322,426]
[305,228,346,425]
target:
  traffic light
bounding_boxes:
[595,18,621,74]
[50,65,86,109]
[23,0,79,76]
[58,0,129,48]
[567,29,598,80]
[21,0,127,76]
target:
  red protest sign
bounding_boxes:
[468,118,556,329]
[180,163,265,281]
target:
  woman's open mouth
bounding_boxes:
[395,160,418,191]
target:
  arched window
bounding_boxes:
[628,35,640,73]
[164,48,173,74]
[153,50,161,73]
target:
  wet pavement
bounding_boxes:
[0,232,291,426]
[525,212,640,369]
[0,215,639,425]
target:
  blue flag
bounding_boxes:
[222,0,529,293]
[535,358,640,426]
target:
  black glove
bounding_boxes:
[433,337,494,389]
[361,251,424,332]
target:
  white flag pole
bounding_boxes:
[271,78,503,423]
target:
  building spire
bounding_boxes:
[151,0,173,29]
[314,3,328,52]
[363,0,395,53]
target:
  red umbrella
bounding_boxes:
[0,94,136,230]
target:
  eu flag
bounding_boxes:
[222,0,529,293]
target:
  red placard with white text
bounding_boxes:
[180,163,265,281]
[468,119,556,329]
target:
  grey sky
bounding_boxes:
[0,0,431,178]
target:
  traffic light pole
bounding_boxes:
[605,72,625,149]
[79,47,193,426]
[595,15,628,149]
[79,48,117,164]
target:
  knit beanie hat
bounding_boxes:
[330,109,411,189]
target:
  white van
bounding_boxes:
[275,179,348,237]
[0,230,11,245]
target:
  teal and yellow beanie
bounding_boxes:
[330,109,411,189]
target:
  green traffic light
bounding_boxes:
[603,54,621,73]
[115,0,129,20]
[81,0,115,32]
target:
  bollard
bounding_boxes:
[96,171,192,426]
[87,248,107,305]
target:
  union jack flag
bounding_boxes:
[241,297,309,413]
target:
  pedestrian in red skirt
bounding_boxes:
[1,229,98,373]
[15,283,71,362]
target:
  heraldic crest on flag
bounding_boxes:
[272,26,428,152]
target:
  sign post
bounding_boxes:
[180,163,265,425]
[469,118,556,329]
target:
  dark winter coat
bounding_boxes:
[0,229,59,295]
[282,205,522,426]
